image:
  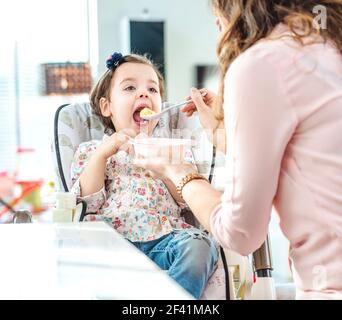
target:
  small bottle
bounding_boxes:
[52,192,76,223]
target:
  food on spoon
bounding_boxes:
[140,108,156,118]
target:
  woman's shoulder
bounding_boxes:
[224,33,294,103]
[246,23,301,56]
[234,38,294,68]
[232,23,331,72]
[226,27,303,84]
[226,44,280,85]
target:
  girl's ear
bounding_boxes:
[99,97,111,117]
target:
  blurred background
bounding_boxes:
[0,0,291,284]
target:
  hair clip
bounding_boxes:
[106,52,123,70]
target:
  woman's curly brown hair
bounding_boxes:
[211,0,342,120]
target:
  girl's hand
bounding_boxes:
[97,131,132,160]
[181,88,219,131]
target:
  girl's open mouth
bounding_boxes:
[133,106,149,126]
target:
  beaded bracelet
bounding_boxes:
[176,173,207,200]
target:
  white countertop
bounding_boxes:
[0,221,193,300]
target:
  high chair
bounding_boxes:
[52,102,278,300]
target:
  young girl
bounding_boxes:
[70,52,218,299]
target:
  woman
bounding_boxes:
[136,1,342,299]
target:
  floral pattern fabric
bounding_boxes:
[70,135,194,242]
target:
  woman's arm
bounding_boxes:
[140,162,222,230]
[207,52,297,255]
[165,173,223,230]
[181,178,222,230]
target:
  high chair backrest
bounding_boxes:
[53,102,104,191]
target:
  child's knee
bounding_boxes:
[174,229,219,263]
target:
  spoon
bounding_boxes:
[140,92,207,120]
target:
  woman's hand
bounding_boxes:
[181,88,226,152]
[96,131,132,160]
[181,88,219,131]
[134,158,198,206]
[135,156,222,233]
[134,157,198,186]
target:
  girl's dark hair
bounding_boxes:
[90,54,165,132]
[211,0,342,120]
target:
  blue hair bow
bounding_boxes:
[106,52,123,70]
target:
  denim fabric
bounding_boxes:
[131,228,219,299]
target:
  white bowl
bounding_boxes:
[131,138,192,164]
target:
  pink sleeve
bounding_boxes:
[210,52,297,255]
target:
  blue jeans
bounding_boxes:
[131,228,219,299]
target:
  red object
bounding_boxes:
[0,179,44,217]
[0,175,15,198]
[16,147,35,153]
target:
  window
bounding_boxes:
[0,0,95,181]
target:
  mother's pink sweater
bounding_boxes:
[210,25,342,299]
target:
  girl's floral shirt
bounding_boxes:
[70,137,193,242]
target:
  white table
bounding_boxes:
[0,221,193,300]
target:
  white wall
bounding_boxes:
[96,0,219,101]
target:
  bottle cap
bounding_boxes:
[13,209,32,223]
